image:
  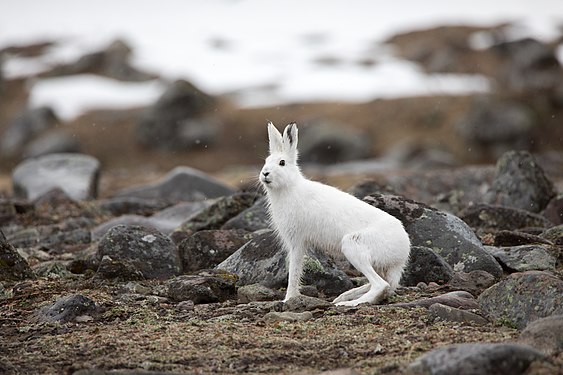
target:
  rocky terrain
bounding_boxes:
[1,23,563,375]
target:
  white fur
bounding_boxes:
[260,122,411,306]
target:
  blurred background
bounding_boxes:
[1,0,562,195]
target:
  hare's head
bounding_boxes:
[260,122,302,191]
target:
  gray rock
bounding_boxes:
[459,203,553,231]
[0,199,16,225]
[478,271,563,329]
[217,230,353,297]
[492,230,553,247]
[137,79,218,150]
[485,245,556,272]
[543,194,563,225]
[518,314,563,356]
[390,291,479,310]
[283,295,332,312]
[364,194,503,278]
[541,225,563,246]
[91,215,155,241]
[0,230,35,281]
[178,229,249,273]
[237,283,282,304]
[23,130,80,158]
[428,303,488,325]
[32,260,73,278]
[446,270,497,297]
[484,150,556,213]
[95,255,144,281]
[114,166,234,203]
[406,342,547,375]
[37,294,97,323]
[166,270,237,304]
[171,193,256,243]
[263,311,313,322]
[400,246,454,286]
[0,107,58,157]
[97,225,180,280]
[12,153,100,201]
[222,197,270,232]
[98,197,171,216]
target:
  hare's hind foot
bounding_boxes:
[335,284,390,307]
[333,284,370,304]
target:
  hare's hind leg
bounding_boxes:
[336,232,390,307]
[333,284,370,304]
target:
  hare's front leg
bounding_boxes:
[283,245,305,302]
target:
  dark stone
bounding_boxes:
[98,197,171,216]
[518,314,563,356]
[0,199,16,225]
[459,203,554,231]
[222,198,270,232]
[0,230,34,281]
[389,291,479,310]
[166,270,237,304]
[485,245,556,272]
[493,230,553,247]
[12,153,100,201]
[95,255,145,281]
[428,303,488,325]
[178,229,249,273]
[478,271,563,329]
[97,225,180,280]
[347,180,396,200]
[446,270,497,297]
[114,166,234,203]
[37,294,97,323]
[23,129,80,158]
[401,246,454,286]
[364,194,503,278]
[237,284,282,304]
[484,151,556,213]
[543,194,563,225]
[282,295,332,312]
[406,342,547,375]
[171,193,256,243]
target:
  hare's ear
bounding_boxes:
[267,122,283,154]
[283,122,298,157]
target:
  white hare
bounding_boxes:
[259,122,411,306]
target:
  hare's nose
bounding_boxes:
[262,171,270,177]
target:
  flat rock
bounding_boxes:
[459,203,553,231]
[37,294,97,323]
[283,295,332,312]
[263,311,313,322]
[390,291,479,310]
[485,245,556,272]
[428,303,488,325]
[446,270,497,297]
[237,283,282,304]
[166,270,237,304]
[517,314,563,356]
[406,342,547,375]
[542,194,563,225]
[97,225,180,280]
[0,230,35,281]
[222,197,270,232]
[364,194,503,278]
[114,166,234,203]
[400,246,454,286]
[478,271,563,329]
[484,150,555,213]
[12,153,100,201]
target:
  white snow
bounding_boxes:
[1,0,562,120]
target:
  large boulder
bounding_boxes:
[400,246,454,286]
[0,230,34,281]
[485,245,557,273]
[12,153,100,201]
[96,225,181,280]
[364,194,503,278]
[484,150,555,213]
[478,271,563,329]
[217,230,353,297]
[517,315,563,356]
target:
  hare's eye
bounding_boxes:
[279,160,286,166]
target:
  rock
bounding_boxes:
[541,225,563,246]
[493,230,553,247]
[390,291,480,310]
[98,197,171,216]
[33,187,76,208]
[298,122,371,164]
[263,311,313,323]
[0,199,16,225]
[237,283,282,304]
[518,315,563,356]
[283,295,332,312]
[428,303,488,325]
[166,270,237,304]
[178,229,249,273]
[348,180,395,200]
[0,107,58,157]
[459,203,554,231]
[32,260,73,278]
[478,271,563,329]
[114,166,234,203]
[222,197,270,232]
[23,129,80,158]
[456,97,535,157]
[171,193,256,243]
[12,153,100,201]
[37,294,97,323]
[96,225,180,280]
[446,270,496,297]
[543,194,563,225]
[364,194,503,278]
[0,230,35,281]
[95,255,144,281]
[485,245,556,272]
[217,230,353,297]
[484,151,556,213]
[91,215,156,241]
[406,342,547,375]
[137,79,218,150]
[400,246,454,286]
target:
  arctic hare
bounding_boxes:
[259,122,410,306]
